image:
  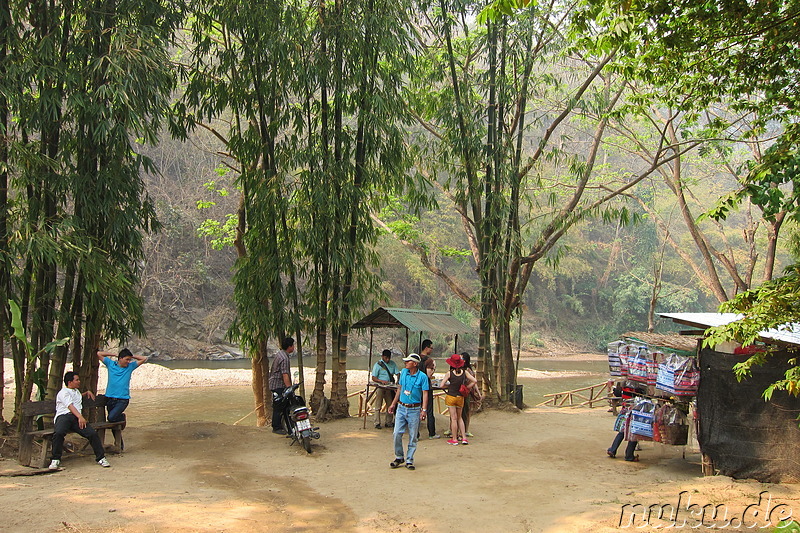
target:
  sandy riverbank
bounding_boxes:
[1,405,798,532]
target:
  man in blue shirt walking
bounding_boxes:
[98,348,149,423]
[387,353,430,470]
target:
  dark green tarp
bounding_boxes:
[697,346,800,483]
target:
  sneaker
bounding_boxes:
[429,434,441,440]
[272,428,287,435]
[48,459,61,470]
[97,457,111,468]
[447,439,460,445]
[375,423,382,429]
[461,439,469,445]
[465,432,474,437]
[390,458,404,469]
[443,430,452,437]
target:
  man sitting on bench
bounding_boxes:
[49,371,111,470]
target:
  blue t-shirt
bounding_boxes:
[104,357,139,399]
[397,368,429,405]
[371,359,400,382]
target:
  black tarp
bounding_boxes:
[697,346,800,482]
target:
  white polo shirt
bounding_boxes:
[55,387,82,421]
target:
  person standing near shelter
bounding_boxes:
[440,353,477,444]
[97,348,148,423]
[270,337,294,435]
[388,353,430,470]
[418,339,440,439]
[371,349,400,429]
[49,371,111,469]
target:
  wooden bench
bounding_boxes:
[18,395,125,468]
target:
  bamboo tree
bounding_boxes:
[0,0,13,423]
[179,0,309,425]
[2,0,183,415]
[386,0,699,402]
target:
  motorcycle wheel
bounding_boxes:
[302,435,312,453]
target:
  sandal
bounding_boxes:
[390,459,404,469]
[405,463,415,470]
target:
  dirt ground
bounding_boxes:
[2,404,799,533]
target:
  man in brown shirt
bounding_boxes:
[419,339,440,439]
[270,337,294,434]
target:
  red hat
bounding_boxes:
[445,353,464,368]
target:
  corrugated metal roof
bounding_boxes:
[352,307,471,333]
[659,312,800,348]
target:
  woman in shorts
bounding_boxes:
[440,353,477,445]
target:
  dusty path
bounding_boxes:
[2,405,798,533]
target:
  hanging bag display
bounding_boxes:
[656,354,699,397]
[627,348,657,386]
[673,357,699,396]
[628,397,655,440]
[653,403,689,445]
[613,409,630,432]
[608,341,625,378]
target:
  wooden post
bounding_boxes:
[364,327,374,429]
[701,453,715,476]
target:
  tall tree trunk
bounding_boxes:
[0,0,10,424]
[311,325,328,413]
[762,213,785,282]
[251,342,269,427]
[46,263,77,399]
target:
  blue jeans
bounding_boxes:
[609,431,637,460]
[106,397,129,422]
[393,405,422,464]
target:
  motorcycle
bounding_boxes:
[275,383,320,453]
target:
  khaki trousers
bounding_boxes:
[374,387,395,425]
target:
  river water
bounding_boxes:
[3,356,610,424]
[127,357,610,425]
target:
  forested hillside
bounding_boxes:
[137,123,794,355]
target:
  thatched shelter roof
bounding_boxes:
[621,332,698,355]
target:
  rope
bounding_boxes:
[233,403,264,426]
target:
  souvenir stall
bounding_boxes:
[607,335,700,453]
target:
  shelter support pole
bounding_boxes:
[454,334,459,355]
[364,327,374,429]
[701,454,715,476]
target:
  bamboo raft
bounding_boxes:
[536,381,612,408]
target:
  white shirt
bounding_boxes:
[55,387,82,420]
